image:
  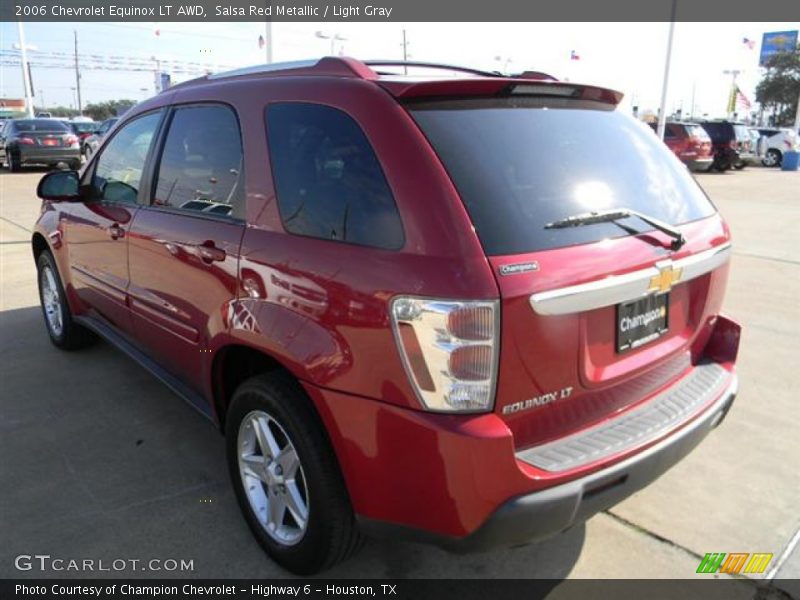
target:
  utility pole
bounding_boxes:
[16,22,35,118]
[401,29,410,74]
[656,0,677,141]
[73,30,82,113]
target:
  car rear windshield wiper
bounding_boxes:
[544,208,686,250]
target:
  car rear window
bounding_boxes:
[687,125,710,140]
[410,98,716,256]
[13,119,69,132]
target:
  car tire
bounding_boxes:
[733,161,746,170]
[36,250,95,350]
[762,149,781,168]
[225,371,363,575]
[8,152,21,172]
[69,160,82,171]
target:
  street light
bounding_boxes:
[494,56,513,74]
[315,31,347,56]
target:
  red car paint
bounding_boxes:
[33,57,739,545]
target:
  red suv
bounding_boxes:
[649,121,714,171]
[32,58,740,575]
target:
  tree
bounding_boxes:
[755,45,800,126]
[38,106,79,118]
[82,99,137,121]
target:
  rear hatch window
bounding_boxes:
[687,124,710,140]
[410,98,716,256]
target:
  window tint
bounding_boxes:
[13,119,69,132]
[91,112,161,204]
[411,98,716,255]
[266,103,403,250]
[152,105,243,218]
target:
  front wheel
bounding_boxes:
[8,152,21,172]
[225,372,362,575]
[36,250,95,350]
[762,149,781,167]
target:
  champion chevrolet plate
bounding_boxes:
[616,293,669,353]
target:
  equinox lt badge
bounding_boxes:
[503,386,574,414]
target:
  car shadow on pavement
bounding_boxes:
[0,305,585,580]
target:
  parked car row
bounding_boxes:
[651,120,798,172]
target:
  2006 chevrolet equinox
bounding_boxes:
[32,57,741,574]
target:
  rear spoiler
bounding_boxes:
[378,78,624,106]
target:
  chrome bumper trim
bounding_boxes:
[529,242,732,316]
[516,362,734,472]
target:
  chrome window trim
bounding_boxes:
[529,242,732,316]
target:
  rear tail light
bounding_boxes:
[17,136,35,145]
[65,135,80,147]
[391,297,499,412]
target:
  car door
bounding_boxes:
[62,110,164,332]
[127,103,245,390]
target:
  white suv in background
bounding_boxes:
[757,128,798,167]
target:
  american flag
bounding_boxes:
[736,87,752,110]
[742,37,755,50]
[570,50,580,61]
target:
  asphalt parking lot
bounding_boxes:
[0,166,798,592]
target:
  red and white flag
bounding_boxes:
[736,87,752,111]
[742,37,755,50]
[570,50,580,61]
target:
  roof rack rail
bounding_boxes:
[206,57,376,81]
[364,60,502,78]
[208,59,320,80]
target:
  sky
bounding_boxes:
[0,21,798,118]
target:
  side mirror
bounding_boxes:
[37,170,81,202]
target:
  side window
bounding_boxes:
[91,112,161,204]
[266,103,404,250]
[152,104,243,218]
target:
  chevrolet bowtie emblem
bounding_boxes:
[649,262,683,294]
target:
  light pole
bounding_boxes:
[13,27,36,118]
[494,56,513,74]
[656,0,677,141]
[38,89,45,111]
[315,31,347,56]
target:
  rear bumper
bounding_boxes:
[358,374,737,551]
[306,314,741,550]
[685,157,713,171]
[18,146,80,164]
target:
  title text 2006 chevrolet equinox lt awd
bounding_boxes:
[32,58,740,574]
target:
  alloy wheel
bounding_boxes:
[237,410,309,546]
[40,265,64,337]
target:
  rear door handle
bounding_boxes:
[198,241,226,263]
[109,223,125,240]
